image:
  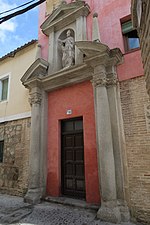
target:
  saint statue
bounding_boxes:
[58,30,75,69]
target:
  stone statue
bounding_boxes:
[58,30,75,69]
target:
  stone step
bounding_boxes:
[44,196,99,211]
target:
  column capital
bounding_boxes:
[29,92,42,106]
[106,77,118,87]
[92,74,118,87]
[92,74,107,87]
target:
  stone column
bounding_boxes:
[24,87,42,204]
[39,90,48,196]
[106,67,130,221]
[92,65,121,223]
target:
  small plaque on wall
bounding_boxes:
[66,109,72,115]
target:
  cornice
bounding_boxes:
[41,63,93,91]
[23,63,93,91]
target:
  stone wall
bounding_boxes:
[120,76,150,224]
[0,118,30,196]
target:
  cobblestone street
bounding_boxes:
[0,194,141,225]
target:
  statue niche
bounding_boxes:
[58,29,75,69]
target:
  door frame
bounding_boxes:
[61,116,86,199]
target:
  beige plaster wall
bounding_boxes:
[0,43,37,121]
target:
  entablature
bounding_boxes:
[21,41,123,92]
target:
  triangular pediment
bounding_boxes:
[41,1,90,35]
[21,58,49,85]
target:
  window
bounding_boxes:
[0,76,9,101]
[122,20,140,52]
[0,140,4,163]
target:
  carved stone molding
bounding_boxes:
[92,74,118,87]
[106,77,118,87]
[29,92,42,106]
[92,75,107,87]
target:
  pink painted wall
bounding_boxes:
[38,0,144,81]
[47,81,100,204]
[117,50,143,80]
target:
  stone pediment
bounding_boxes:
[41,1,90,35]
[75,41,109,57]
[21,58,49,85]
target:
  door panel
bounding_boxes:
[61,118,85,199]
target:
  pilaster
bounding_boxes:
[24,87,42,204]
[92,65,121,223]
[106,66,130,222]
[40,91,48,196]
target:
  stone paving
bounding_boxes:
[0,194,140,225]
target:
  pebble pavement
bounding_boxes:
[0,194,140,225]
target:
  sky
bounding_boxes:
[0,0,38,57]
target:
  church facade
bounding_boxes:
[21,0,150,224]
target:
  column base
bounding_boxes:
[97,201,121,224]
[24,188,41,204]
[118,200,130,222]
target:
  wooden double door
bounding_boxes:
[61,117,86,199]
